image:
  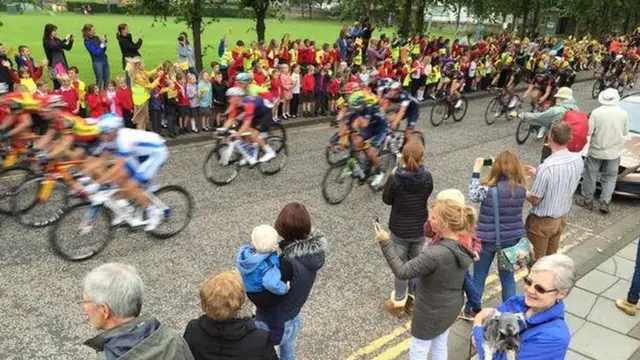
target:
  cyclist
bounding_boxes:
[0,92,41,141]
[91,114,168,231]
[384,82,420,135]
[233,72,275,108]
[346,92,387,187]
[442,63,464,110]
[521,69,556,138]
[220,87,276,165]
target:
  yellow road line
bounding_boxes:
[346,228,586,360]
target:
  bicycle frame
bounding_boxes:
[36,160,84,202]
[1,134,40,168]
[88,186,168,229]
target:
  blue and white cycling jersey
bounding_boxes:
[113,128,168,183]
[386,91,420,128]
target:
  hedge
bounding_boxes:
[65,1,258,18]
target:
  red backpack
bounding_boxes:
[563,110,589,152]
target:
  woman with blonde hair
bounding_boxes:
[468,149,528,309]
[126,57,163,130]
[183,271,278,360]
[376,191,475,360]
[381,141,433,318]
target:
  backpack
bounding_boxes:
[563,110,589,152]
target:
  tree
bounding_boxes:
[241,0,273,42]
[398,0,413,37]
[131,0,224,71]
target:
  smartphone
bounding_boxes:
[483,158,493,167]
[375,217,380,224]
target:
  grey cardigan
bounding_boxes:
[380,238,473,340]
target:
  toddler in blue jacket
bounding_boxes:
[236,224,289,344]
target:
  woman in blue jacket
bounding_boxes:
[473,254,573,360]
[82,24,110,91]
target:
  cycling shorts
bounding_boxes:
[123,148,168,184]
[359,123,387,148]
[401,103,419,130]
[250,112,271,133]
[73,140,103,157]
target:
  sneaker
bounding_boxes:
[616,298,637,316]
[458,308,479,321]
[258,147,276,163]
[79,219,93,235]
[144,206,164,231]
[370,170,385,187]
[455,99,463,108]
[599,201,610,214]
[575,196,594,210]
[536,127,546,139]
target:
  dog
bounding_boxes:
[482,311,526,360]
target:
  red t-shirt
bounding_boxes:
[302,73,315,92]
[270,76,282,98]
[86,93,106,118]
[329,49,340,65]
[253,71,267,86]
[328,79,340,96]
[176,84,189,107]
[115,88,133,112]
[452,44,462,58]
[54,87,79,114]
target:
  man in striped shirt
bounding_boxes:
[524,122,584,262]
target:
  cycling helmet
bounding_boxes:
[389,82,402,91]
[4,92,41,113]
[97,113,123,134]
[236,72,252,83]
[549,50,558,56]
[225,87,246,97]
[348,92,367,110]
[41,94,67,110]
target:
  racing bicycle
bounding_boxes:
[429,95,468,127]
[484,89,522,125]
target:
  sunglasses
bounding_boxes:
[523,276,558,294]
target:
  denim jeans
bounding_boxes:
[627,241,640,304]
[473,241,517,304]
[581,156,621,204]
[92,59,110,90]
[463,270,482,312]
[256,314,301,360]
[409,329,449,360]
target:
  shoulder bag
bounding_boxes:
[491,186,534,272]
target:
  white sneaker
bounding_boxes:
[536,127,546,139]
[455,99,463,108]
[144,206,164,231]
[370,171,385,187]
[79,219,93,235]
[258,147,276,163]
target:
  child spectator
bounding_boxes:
[35,79,48,96]
[85,84,107,118]
[290,64,301,118]
[301,64,315,117]
[164,78,178,138]
[328,73,341,115]
[14,46,45,80]
[68,66,87,117]
[279,64,294,119]
[105,80,118,114]
[468,56,477,92]
[236,224,289,344]
[186,73,199,133]
[54,75,80,114]
[149,87,164,135]
[13,66,38,93]
[253,63,267,86]
[198,71,212,131]
[115,76,134,128]
[270,67,282,121]
[176,74,189,134]
[314,64,330,116]
[210,72,227,127]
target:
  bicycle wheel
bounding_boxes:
[12,176,70,228]
[258,136,288,176]
[452,97,468,122]
[148,185,193,239]
[591,79,603,99]
[326,143,350,165]
[268,122,287,148]
[484,97,501,125]
[48,202,114,262]
[321,163,354,205]
[203,141,240,186]
[0,166,35,215]
[369,150,393,192]
[430,102,448,127]
[516,118,532,145]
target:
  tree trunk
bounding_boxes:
[623,11,631,34]
[255,6,267,42]
[455,6,462,35]
[399,0,413,37]
[520,1,530,36]
[414,0,427,34]
[308,4,312,19]
[191,0,203,71]
[531,4,540,37]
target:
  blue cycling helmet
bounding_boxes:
[236,72,252,83]
[97,113,124,134]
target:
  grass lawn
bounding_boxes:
[0,12,456,84]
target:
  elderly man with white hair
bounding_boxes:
[576,88,629,214]
[81,263,194,360]
[472,254,575,359]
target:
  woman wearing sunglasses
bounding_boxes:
[472,254,574,360]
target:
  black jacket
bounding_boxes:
[183,316,278,360]
[0,54,14,93]
[117,33,143,69]
[43,37,73,71]
[382,165,433,239]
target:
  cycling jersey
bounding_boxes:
[229,96,272,132]
[50,112,101,143]
[531,74,555,92]
[359,111,388,148]
[386,91,420,129]
[113,128,168,184]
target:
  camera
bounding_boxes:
[483,158,493,167]
[177,35,185,42]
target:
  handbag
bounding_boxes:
[491,186,534,272]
